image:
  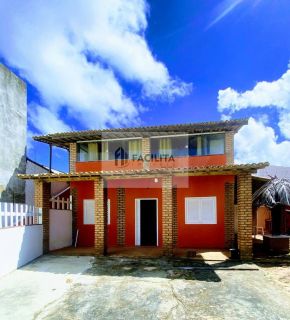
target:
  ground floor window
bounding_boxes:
[83,199,95,225]
[83,199,110,225]
[185,197,217,224]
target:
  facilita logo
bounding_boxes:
[114,146,175,168]
[114,147,129,167]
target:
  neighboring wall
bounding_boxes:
[25,160,49,206]
[0,225,43,277]
[0,64,27,202]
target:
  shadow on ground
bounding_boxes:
[83,256,260,283]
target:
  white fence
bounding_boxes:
[0,202,42,229]
[50,196,72,210]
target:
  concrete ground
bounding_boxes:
[0,255,290,320]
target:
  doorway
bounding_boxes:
[135,199,158,246]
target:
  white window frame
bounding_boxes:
[185,197,217,224]
[107,199,111,225]
[83,199,111,225]
[83,199,95,225]
[135,198,158,246]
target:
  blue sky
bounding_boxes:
[1,0,290,171]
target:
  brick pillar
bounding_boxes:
[94,177,106,255]
[117,187,125,246]
[224,182,235,248]
[142,138,150,169]
[172,185,178,248]
[162,175,173,256]
[225,132,234,164]
[69,143,77,172]
[34,180,51,253]
[237,173,253,259]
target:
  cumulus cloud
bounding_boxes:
[235,117,290,166]
[218,67,290,138]
[0,0,191,134]
[29,104,71,135]
[217,65,290,165]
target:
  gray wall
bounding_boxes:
[25,160,49,206]
[0,64,27,202]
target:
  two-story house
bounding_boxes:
[20,119,268,259]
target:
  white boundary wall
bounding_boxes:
[0,225,43,277]
[49,209,72,251]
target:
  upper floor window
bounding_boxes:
[151,133,225,158]
[77,139,142,162]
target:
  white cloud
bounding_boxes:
[218,67,290,138]
[217,66,290,165]
[0,0,191,134]
[235,117,290,166]
[29,104,71,135]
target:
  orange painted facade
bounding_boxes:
[75,155,227,172]
[71,174,234,249]
[150,154,227,169]
[174,175,234,248]
[76,159,143,172]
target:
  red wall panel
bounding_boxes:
[174,175,234,248]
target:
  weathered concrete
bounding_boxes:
[0,255,290,320]
[0,64,26,202]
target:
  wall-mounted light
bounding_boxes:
[154,178,158,183]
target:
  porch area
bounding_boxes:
[19,163,267,260]
[50,246,230,260]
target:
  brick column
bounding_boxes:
[225,132,234,164]
[224,182,235,248]
[69,143,77,172]
[34,180,51,253]
[117,187,125,246]
[94,177,106,255]
[237,173,253,259]
[142,138,150,169]
[162,175,173,256]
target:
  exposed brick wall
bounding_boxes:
[172,185,178,248]
[162,175,173,256]
[142,138,150,169]
[94,177,105,255]
[237,173,253,259]
[34,180,50,253]
[117,187,125,246]
[69,143,77,172]
[224,182,235,248]
[225,132,234,164]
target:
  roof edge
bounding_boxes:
[18,162,268,180]
[33,118,248,147]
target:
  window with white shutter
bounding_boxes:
[185,197,217,224]
[84,199,111,225]
[83,199,95,225]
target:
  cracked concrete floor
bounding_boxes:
[0,255,290,320]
